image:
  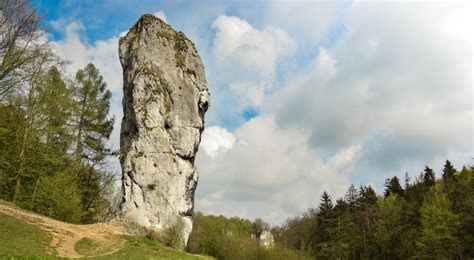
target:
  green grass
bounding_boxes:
[90,236,213,259]
[0,213,51,257]
[0,199,212,259]
[75,237,114,257]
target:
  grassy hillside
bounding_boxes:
[0,213,52,257]
[0,201,212,259]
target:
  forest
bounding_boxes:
[272,162,474,259]
[0,0,116,223]
[187,162,473,259]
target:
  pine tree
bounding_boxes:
[442,160,456,196]
[451,167,474,257]
[355,185,378,257]
[36,66,74,151]
[359,185,378,207]
[404,172,411,189]
[423,166,436,187]
[72,63,114,163]
[319,191,333,213]
[331,199,360,259]
[71,63,114,222]
[384,176,404,197]
[345,184,360,211]
[314,191,335,257]
[29,66,76,210]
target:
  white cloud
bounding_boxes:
[267,1,472,175]
[211,15,296,78]
[153,10,167,22]
[51,21,122,93]
[50,20,124,165]
[263,1,347,48]
[200,126,236,159]
[230,81,270,109]
[196,116,359,224]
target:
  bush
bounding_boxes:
[146,217,186,249]
[32,171,83,223]
[164,217,186,249]
[187,213,308,260]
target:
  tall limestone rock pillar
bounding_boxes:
[118,14,209,246]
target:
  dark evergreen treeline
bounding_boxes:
[0,0,116,223]
[274,161,474,259]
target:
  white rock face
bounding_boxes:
[118,14,209,246]
[259,230,275,248]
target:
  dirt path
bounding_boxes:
[0,203,129,258]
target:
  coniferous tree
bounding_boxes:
[314,191,335,257]
[359,185,378,207]
[330,199,359,259]
[29,66,77,211]
[345,184,360,211]
[404,172,411,189]
[442,160,456,196]
[451,167,474,257]
[423,166,436,187]
[36,66,74,151]
[384,176,404,197]
[355,185,378,256]
[72,63,114,163]
[71,63,114,222]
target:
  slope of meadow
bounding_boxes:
[0,201,211,259]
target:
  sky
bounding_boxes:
[35,0,473,225]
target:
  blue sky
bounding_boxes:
[37,0,473,224]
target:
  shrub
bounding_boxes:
[146,217,186,249]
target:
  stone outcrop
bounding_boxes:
[251,230,275,248]
[258,230,275,247]
[118,14,209,246]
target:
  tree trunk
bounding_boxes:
[12,81,37,203]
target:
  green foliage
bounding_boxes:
[276,210,316,252]
[32,170,83,223]
[187,212,308,260]
[442,160,456,197]
[279,162,473,259]
[72,63,114,163]
[0,213,51,256]
[416,184,461,258]
[0,49,115,224]
[174,31,189,70]
[373,194,406,258]
[453,167,474,256]
[423,166,436,186]
[384,176,404,197]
